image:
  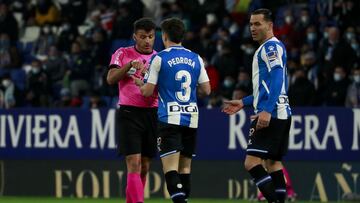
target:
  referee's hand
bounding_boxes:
[251,111,271,130]
[222,100,244,115]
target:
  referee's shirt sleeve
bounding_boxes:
[197,55,210,84]
[146,55,162,85]
[109,48,124,69]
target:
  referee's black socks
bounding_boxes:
[248,164,278,203]
[165,170,187,203]
[270,169,286,203]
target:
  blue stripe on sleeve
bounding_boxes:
[263,66,283,113]
[242,95,254,106]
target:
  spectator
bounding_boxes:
[211,41,239,82]
[57,21,79,52]
[32,24,56,58]
[66,41,91,97]
[43,45,67,96]
[25,59,49,106]
[345,68,360,108]
[0,73,22,108]
[34,0,60,26]
[0,1,18,42]
[235,69,252,94]
[0,33,21,69]
[203,57,219,92]
[288,68,316,106]
[111,3,134,40]
[317,26,356,75]
[323,66,350,106]
[232,85,249,100]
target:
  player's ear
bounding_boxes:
[133,33,137,42]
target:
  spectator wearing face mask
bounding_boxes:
[221,75,236,99]
[25,59,50,106]
[304,25,318,49]
[345,68,360,107]
[32,24,56,58]
[317,26,356,75]
[0,73,23,108]
[211,41,239,82]
[323,66,350,106]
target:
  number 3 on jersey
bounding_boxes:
[175,70,191,102]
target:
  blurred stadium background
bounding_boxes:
[0,0,359,202]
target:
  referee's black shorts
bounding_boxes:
[246,117,291,161]
[116,105,158,158]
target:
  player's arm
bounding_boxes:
[262,44,284,113]
[197,56,211,96]
[222,95,253,115]
[263,67,283,113]
[140,55,161,97]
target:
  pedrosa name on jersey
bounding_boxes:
[167,57,195,68]
[167,102,198,114]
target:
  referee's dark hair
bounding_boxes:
[251,8,273,22]
[134,17,156,32]
[161,17,185,43]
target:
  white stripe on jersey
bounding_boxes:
[147,55,162,85]
[189,102,199,128]
[261,80,270,94]
[197,55,210,84]
[252,45,261,114]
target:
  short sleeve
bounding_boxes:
[146,55,162,85]
[197,55,210,84]
[109,48,125,68]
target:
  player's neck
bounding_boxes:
[134,45,153,55]
[166,41,182,48]
[259,34,274,45]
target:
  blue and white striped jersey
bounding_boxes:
[146,46,209,128]
[242,37,291,119]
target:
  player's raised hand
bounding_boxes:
[222,100,244,115]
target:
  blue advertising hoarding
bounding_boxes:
[0,107,359,160]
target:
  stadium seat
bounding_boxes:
[10,69,26,90]
[78,25,90,35]
[13,12,24,29]
[81,96,90,109]
[16,41,35,64]
[21,26,41,43]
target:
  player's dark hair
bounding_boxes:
[134,17,156,32]
[161,17,185,43]
[251,8,273,22]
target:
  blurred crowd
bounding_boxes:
[0,0,359,109]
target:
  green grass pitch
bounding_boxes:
[0,197,353,203]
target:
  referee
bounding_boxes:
[223,9,291,203]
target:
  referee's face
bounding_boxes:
[134,29,155,54]
[250,14,271,43]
